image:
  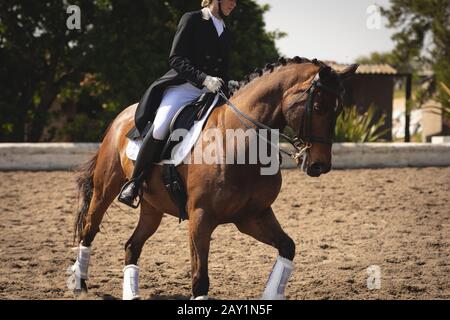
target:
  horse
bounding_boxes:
[69,57,358,299]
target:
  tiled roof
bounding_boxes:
[326,62,397,75]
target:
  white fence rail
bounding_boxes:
[1,142,450,171]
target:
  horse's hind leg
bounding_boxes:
[122,200,163,300]
[234,207,296,300]
[81,173,123,246]
[69,153,125,294]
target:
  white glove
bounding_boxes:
[228,80,240,91]
[203,76,224,93]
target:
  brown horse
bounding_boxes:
[69,57,357,299]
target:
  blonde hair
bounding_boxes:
[201,0,211,7]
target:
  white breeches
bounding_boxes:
[152,82,208,140]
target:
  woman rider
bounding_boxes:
[118,0,238,208]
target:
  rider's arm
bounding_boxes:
[169,13,208,88]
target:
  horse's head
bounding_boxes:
[282,63,358,177]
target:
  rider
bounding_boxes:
[118,0,238,208]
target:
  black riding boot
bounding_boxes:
[118,130,165,208]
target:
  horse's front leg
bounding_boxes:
[188,208,216,299]
[235,207,296,300]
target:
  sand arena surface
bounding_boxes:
[0,168,449,300]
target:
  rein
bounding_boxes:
[218,71,343,167]
[218,91,303,157]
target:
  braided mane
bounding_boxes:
[230,56,329,95]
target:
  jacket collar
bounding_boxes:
[202,7,226,29]
[201,7,211,20]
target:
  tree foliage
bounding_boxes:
[355,51,398,67]
[380,0,450,109]
[0,0,282,142]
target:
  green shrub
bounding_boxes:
[334,105,389,142]
[64,114,105,142]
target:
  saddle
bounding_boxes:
[160,92,216,160]
[156,92,217,222]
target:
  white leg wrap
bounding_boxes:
[67,244,91,291]
[261,255,294,300]
[123,265,140,300]
[191,295,209,300]
[75,244,92,279]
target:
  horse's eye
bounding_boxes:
[314,104,327,115]
[313,102,322,113]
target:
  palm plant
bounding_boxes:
[438,82,450,121]
[334,105,389,142]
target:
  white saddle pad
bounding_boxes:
[126,94,220,166]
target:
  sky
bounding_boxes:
[253,0,396,63]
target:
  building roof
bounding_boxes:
[326,62,397,75]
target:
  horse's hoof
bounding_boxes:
[73,280,88,295]
[67,268,88,295]
[73,288,88,296]
[122,294,141,300]
[192,295,209,300]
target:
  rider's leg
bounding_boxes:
[118,84,206,208]
[118,127,165,208]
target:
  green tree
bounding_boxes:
[227,1,284,79]
[0,0,98,141]
[355,51,398,67]
[0,0,282,142]
[381,0,450,110]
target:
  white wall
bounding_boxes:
[1,142,450,171]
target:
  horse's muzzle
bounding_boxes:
[307,162,330,177]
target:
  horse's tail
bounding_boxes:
[73,151,98,244]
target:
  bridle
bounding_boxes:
[287,71,344,144]
[219,68,344,168]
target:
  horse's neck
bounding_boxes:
[223,63,319,131]
[226,85,286,131]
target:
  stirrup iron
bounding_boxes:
[118,179,143,209]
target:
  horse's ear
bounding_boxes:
[338,64,359,80]
[319,66,332,79]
